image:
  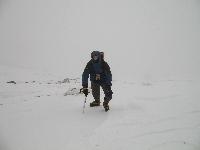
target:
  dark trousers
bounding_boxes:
[91,82,113,102]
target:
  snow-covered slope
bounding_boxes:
[0,0,200,149]
[0,65,200,150]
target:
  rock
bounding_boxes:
[62,78,70,83]
[7,81,16,84]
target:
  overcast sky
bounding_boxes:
[0,0,200,80]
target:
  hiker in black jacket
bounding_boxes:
[82,51,113,111]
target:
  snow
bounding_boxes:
[0,0,200,149]
[0,65,200,150]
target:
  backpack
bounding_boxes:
[100,52,104,60]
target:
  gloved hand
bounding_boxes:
[82,88,88,97]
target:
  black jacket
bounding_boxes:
[82,59,112,88]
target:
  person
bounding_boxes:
[82,51,113,111]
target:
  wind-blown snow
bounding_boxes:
[0,0,200,80]
[0,65,200,150]
[0,0,200,149]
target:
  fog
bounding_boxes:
[0,0,200,80]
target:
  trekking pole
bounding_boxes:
[80,88,87,114]
[82,96,87,114]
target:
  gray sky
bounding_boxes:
[0,0,200,80]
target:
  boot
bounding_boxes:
[103,101,109,112]
[90,100,100,107]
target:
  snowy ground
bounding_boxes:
[0,65,200,150]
